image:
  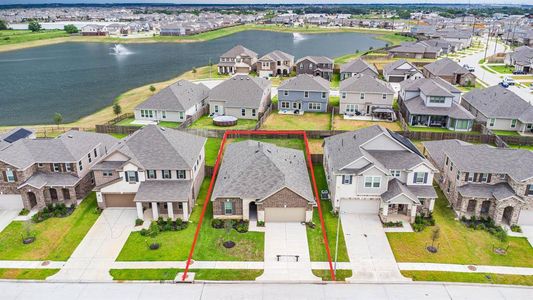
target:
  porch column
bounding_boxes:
[410,205,417,223]
[427,115,431,127]
[151,202,159,220]
[182,202,189,221]
[167,202,175,221]
[429,199,435,212]
[382,202,389,217]
[136,202,144,220]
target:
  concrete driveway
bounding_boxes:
[256,222,319,282]
[340,213,408,282]
[0,210,19,233]
[520,225,533,247]
[48,208,137,282]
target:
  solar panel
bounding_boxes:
[387,129,423,157]
[3,128,32,143]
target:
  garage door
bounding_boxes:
[518,206,533,225]
[0,194,23,210]
[340,199,380,214]
[104,193,136,207]
[264,207,305,222]
[388,76,404,83]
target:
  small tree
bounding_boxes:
[0,19,8,30]
[149,85,156,92]
[112,102,122,117]
[63,24,78,34]
[53,112,63,128]
[28,20,41,32]
[431,226,440,248]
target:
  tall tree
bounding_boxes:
[28,20,41,32]
[53,112,63,128]
[0,19,8,30]
[63,24,78,34]
[112,103,122,117]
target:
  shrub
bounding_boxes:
[412,223,425,232]
[510,225,522,233]
[494,229,508,242]
[19,209,29,216]
[135,218,144,226]
[139,228,149,236]
[149,222,160,237]
[257,221,265,227]
[383,221,403,228]
[233,220,249,233]
[211,218,224,229]
[31,203,75,223]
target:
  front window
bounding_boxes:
[214,105,219,113]
[345,104,356,113]
[342,175,352,185]
[480,173,488,182]
[429,96,445,103]
[511,119,517,128]
[88,153,92,163]
[283,90,288,96]
[162,111,167,119]
[53,163,61,172]
[527,185,533,196]
[78,161,83,171]
[360,93,365,100]
[364,176,381,188]
[489,118,495,127]
[322,92,326,99]
[454,119,469,130]
[126,171,137,182]
[177,170,186,179]
[413,172,427,184]
[65,163,72,172]
[147,170,156,179]
[341,92,347,99]
[252,109,256,117]
[103,171,113,177]
[224,201,233,215]
[280,101,290,109]
[382,94,387,100]
[179,112,184,119]
[304,91,309,98]
[94,148,98,157]
[241,108,246,116]
[162,170,171,179]
[5,168,15,182]
[468,172,474,182]
[391,170,401,177]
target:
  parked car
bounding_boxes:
[502,76,516,86]
[500,81,510,88]
[513,70,526,75]
[463,64,475,72]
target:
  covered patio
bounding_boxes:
[379,179,437,223]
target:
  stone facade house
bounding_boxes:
[0,128,35,151]
[382,59,424,83]
[134,80,210,124]
[93,125,206,222]
[208,75,271,120]
[461,85,533,135]
[217,45,258,75]
[323,126,438,223]
[277,74,330,113]
[0,131,118,210]
[340,58,378,80]
[211,141,315,223]
[399,77,475,131]
[256,50,295,78]
[295,56,334,81]
[422,58,476,86]
[423,140,533,226]
[339,74,395,120]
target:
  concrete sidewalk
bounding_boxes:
[47,208,137,282]
[111,261,352,270]
[399,262,533,276]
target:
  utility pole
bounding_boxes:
[483,25,491,62]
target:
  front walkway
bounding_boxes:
[256,222,320,282]
[340,213,409,282]
[47,208,137,282]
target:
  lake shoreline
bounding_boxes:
[0,24,404,53]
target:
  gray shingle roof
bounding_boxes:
[211,141,314,204]
[18,172,80,189]
[207,75,271,108]
[221,45,257,58]
[296,56,333,65]
[400,77,461,94]
[110,125,206,170]
[340,74,394,94]
[423,139,533,182]
[381,179,420,204]
[134,180,192,202]
[457,182,519,202]
[365,150,425,170]
[0,131,118,169]
[135,80,209,112]
[340,58,378,75]
[462,85,533,122]
[383,59,421,76]
[258,50,294,62]
[423,58,470,76]
[404,96,475,120]
[278,74,329,92]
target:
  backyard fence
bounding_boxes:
[105,113,134,125]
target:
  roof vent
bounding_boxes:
[67,135,73,138]
[353,134,357,140]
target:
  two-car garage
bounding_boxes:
[0,194,24,210]
[102,193,136,208]
[340,199,380,214]
[264,207,306,223]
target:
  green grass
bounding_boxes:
[0,193,100,261]
[271,94,278,104]
[110,268,263,281]
[330,73,340,89]
[387,185,533,267]
[117,179,264,261]
[307,165,349,262]
[402,270,533,286]
[408,126,480,135]
[329,96,340,107]
[481,65,497,74]
[0,30,69,46]
[262,111,331,130]
[312,269,353,281]
[492,130,520,136]
[116,117,143,127]
[205,138,222,167]
[190,116,257,130]
[0,268,60,280]
[509,144,533,151]
[486,64,514,74]
[158,121,181,128]
[109,133,128,139]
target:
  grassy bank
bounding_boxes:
[401,270,533,286]
[110,268,263,281]
[0,268,60,280]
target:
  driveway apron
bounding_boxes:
[0,210,19,233]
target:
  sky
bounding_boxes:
[1,1,531,5]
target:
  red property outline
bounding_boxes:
[181,130,336,281]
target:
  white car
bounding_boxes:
[503,76,516,86]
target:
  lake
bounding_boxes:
[0,30,386,126]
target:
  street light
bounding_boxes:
[334,208,342,276]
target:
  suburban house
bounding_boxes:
[0,131,118,211]
[323,126,438,223]
[398,77,475,131]
[437,30,472,50]
[423,140,533,226]
[256,50,295,78]
[0,128,35,151]
[81,24,108,36]
[383,59,424,83]
[422,58,476,86]
[388,41,442,59]
[504,46,533,74]
[461,85,533,135]
[208,75,271,120]
[211,141,315,223]
[295,56,334,81]
[93,125,206,222]
[339,58,378,80]
[217,45,258,75]
[339,74,395,120]
[134,80,210,124]
[277,74,330,113]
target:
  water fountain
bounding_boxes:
[110,44,131,55]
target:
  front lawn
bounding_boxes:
[261,111,331,130]
[312,269,353,281]
[387,186,533,267]
[116,117,143,127]
[509,144,533,151]
[0,268,60,280]
[401,270,533,286]
[116,178,264,261]
[110,268,263,281]
[0,193,100,261]
[307,165,349,262]
[333,116,401,131]
[190,116,257,130]
[486,64,514,74]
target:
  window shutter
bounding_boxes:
[1,171,6,182]
[413,172,417,184]
[473,173,478,182]
[134,172,139,182]
[464,172,469,181]
[423,173,428,184]
[50,164,54,171]
[527,185,531,196]
[487,174,492,183]
[124,172,129,182]
[12,171,17,182]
